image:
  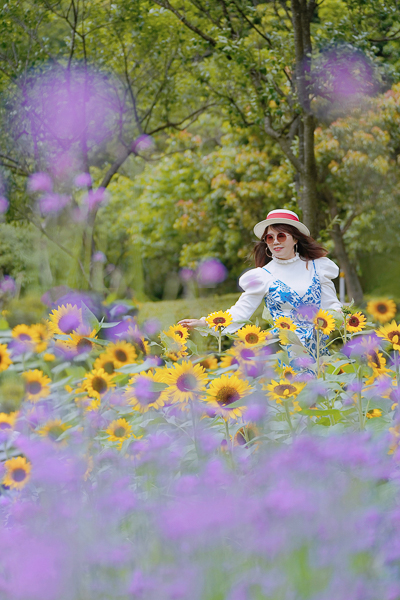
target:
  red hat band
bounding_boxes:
[266,212,299,222]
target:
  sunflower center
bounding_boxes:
[216,386,240,406]
[316,318,328,328]
[176,373,198,392]
[92,376,107,394]
[213,317,226,325]
[274,384,296,397]
[77,338,93,352]
[199,359,210,369]
[377,304,388,314]
[48,426,64,440]
[0,422,11,430]
[387,331,400,343]
[19,334,32,341]
[12,468,27,482]
[348,316,359,327]
[115,349,128,363]
[26,381,42,395]
[103,361,115,374]
[174,330,184,338]
[113,426,127,438]
[235,428,247,445]
[280,322,290,329]
[245,333,259,344]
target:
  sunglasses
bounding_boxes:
[264,232,289,244]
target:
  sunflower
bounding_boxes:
[234,423,259,446]
[265,379,305,404]
[346,312,366,333]
[376,320,400,350]
[0,344,12,373]
[48,303,83,335]
[125,369,169,412]
[367,299,397,324]
[105,418,132,447]
[39,419,70,442]
[11,324,39,347]
[125,325,150,356]
[0,411,18,431]
[274,316,297,331]
[94,352,117,375]
[198,355,219,370]
[162,360,208,403]
[23,369,51,402]
[365,350,392,385]
[31,323,52,353]
[203,374,252,420]
[165,348,188,362]
[82,368,116,400]
[107,341,137,368]
[313,309,335,335]
[65,329,98,355]
[236,325,269,346]
[366,408,382,419]
[164,324,189,344]
[205,310,233,331]
[281,365,296,381]
[3,456,31,490]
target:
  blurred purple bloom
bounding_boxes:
[28,172,53,193]
[0,275,16,295]
[0,196,9,213]
[296,303,319,320]
[142,318,161,336]
[179,268,195,282]
[83,187,108,211]
[74,172,92,188]
[132,134,154,153]
[245,400,267,422]
[92,251,106,263]
[196,258,227,287]
[38,193,70,215]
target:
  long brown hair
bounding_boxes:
[253,223,328,268]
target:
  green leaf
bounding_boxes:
[80,301,100,332]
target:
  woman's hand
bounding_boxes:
[178,318,207,329]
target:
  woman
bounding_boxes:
[179,209,342,357]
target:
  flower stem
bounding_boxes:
[224,418,234,467]
[343,317,347,345]
[316,327,321,378]
[284,401,295,437]
[189,400,200,459]
[218,329,222,354]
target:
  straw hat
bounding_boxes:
[253,209,310,239]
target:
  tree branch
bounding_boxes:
[229,0,273,47]
[151,0,217,46]
[264,115,304,174]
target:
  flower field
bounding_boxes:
[0,294,400,599]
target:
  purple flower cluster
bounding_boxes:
[0,425,399,599]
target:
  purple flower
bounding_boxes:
[0,196,9,213]
[28,172,53,193]
[92,251,106,263]
[38,193,70,215]
[142,318,161,336]
[74,172,92,188]
[132,134,154,153]
[179,268,195,282]
[196,258,228,287]
[83,187,108,211]
[0,276,16,295]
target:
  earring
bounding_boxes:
[294,243,298,254]
[265,247,273,257]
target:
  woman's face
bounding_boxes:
[265,226,297,260]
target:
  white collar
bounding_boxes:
[271,252,300,265]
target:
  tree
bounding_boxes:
[145,0,400,301]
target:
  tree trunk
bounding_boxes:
[290,0,319,236]
[327,194,364,304]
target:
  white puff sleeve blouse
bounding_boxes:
[223,255,341,334]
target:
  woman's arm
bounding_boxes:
[316,257,342,312]
[178,268,270,332]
